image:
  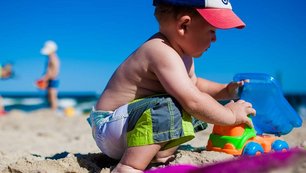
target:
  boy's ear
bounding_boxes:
[177,15,192,36]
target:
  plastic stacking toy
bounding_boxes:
[206,73,303,156]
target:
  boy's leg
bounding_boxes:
[111,96,195,172]
[48,88,58,111]
[113,144,162,172]
[113,142,177,172]
[152,146,178,163]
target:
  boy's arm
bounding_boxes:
[195,77,242,100]
[41,54,60,81]
[150,49,254,127]
[189,65,240,100]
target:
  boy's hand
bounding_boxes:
[225,99,256,127]
[226,79,249,99]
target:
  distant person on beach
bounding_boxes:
[37,40,60,111]
[88,0,256,172]
[0,63,14,115]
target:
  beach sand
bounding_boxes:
[0,109,305,173]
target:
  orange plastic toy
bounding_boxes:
[206,123,288,156]
[35,79,48,90]
[205,73,303,156]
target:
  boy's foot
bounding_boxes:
[151,154,175,164]
[112,163,143,173]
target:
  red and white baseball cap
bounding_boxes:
[153,0,245,29]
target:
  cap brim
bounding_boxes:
[40,47,56,55]
[41,48,49,55]
[196,8,245,29]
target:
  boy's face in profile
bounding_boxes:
[182,14,217,58]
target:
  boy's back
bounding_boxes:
[96,33,194,111]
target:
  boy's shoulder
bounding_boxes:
[140,33,180,61]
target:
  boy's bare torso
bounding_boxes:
[46,54,60,80]
[96,33,194,111]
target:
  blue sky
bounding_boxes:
[1,0,306,94]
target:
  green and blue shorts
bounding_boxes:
[88,95,196,160]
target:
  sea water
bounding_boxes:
[1,92,98,114]
[1,92,306,118]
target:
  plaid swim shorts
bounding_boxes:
[88,95,196,159]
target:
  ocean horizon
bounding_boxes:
[1,92,306,118]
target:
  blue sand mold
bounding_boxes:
[234,73,303,136]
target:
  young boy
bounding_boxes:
[89,0,256,172]
[39,40,60,111]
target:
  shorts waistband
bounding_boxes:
[88,105,128,128]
